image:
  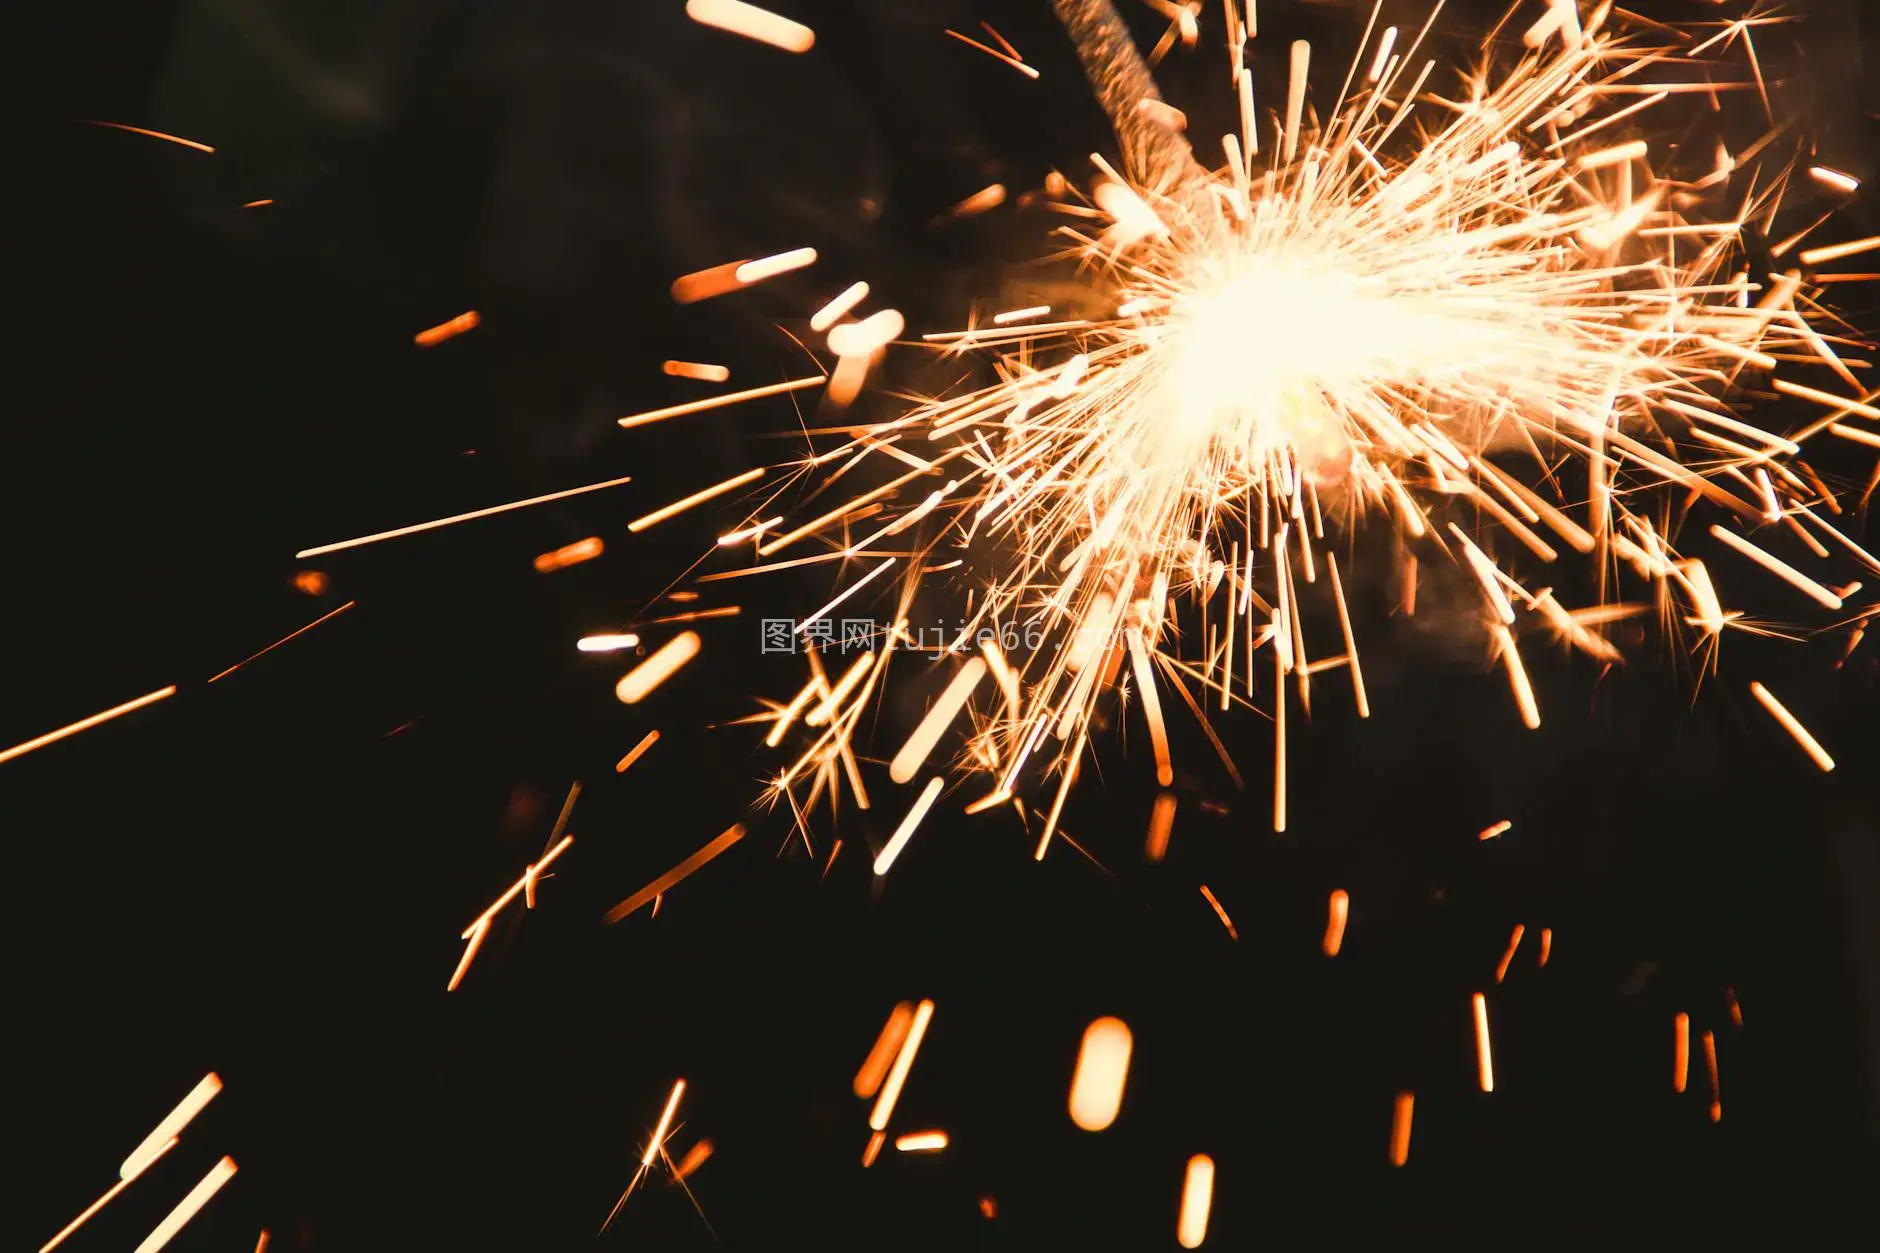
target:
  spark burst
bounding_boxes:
[708,0,1873,842]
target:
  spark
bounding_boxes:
[80,121,214,153]
[1068,1016,1133,1131]
[945,28,1040,79]
[297,475,633,557]
[414,310,479,347]
[580,633,641,653]
[949,184,1009,218]
[1389,1092,1414,1167]
[535,537,604,572]
[869,998,935,1132]
[894,1130,949,1152]
[122,1073,223,1179]
[135,1156,237,1253]
[1494,924,1526,984]
[1538,927,1552,967]
[1708,525,1844,610]
[671,1139,714,1183]
[873,776,945,876]
[1478,820,1513,842]
[1703,1029,1722,1121]
[207,601,356,682]
[890,658,988,783]
[39,1139,177,1253]
[811,282,871,332]
[1176,1153,1215,1249]
[1198,884,1237,940]
[629,468,767,533]
[1473,992,1494,1093]
[642,1080,687,1168]
[685,0,814,53]
[604,823,746,923]
[619,377,826,430]
[616,632,702,703]
[663,360,732,382]
[1808,166,1861,195]
[0,685,176,768]
[615,729,661,773]
[735,247,818,284]
[242,199,273,208]
[292,570,329,595]
[1144,791,1177,862]
[1747,681,1835,771]
[1674,1012,1690,1093]
[1323,889,1350,957]
[854,1002,916,1099]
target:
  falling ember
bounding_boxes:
[1388,1091,1416,1168]
[122,1073,223,1179]
[605,823,745,923]
[1537,928,1553,968]
[134,1156,237,1253]
[1068,1016,1133,1132]
[854,1002,916,1099]
[535,537,604,573]
[641,1080,687,1168]
[1494,925,1526,984]
[1198,885,1237,940]
[580,633,641,654]
[1473,993,1494,1093]
[1176,1154,1214,1249]
[296,474,634,558]
[1702,1030,1722,1122]
[671,1139,714,1183]
[979,1196,998,1219]
[414,310,479,347]
[80,120,214,154]
[1144,791,1177,863]
[894,1130,949,1152]
[948,184,1008,218]
[1747,681,1835,772]
[616,632,701,704]
[292,569,329,596]
[873,777,945,876]
[615,729,660,773]
[869,998,935,1132]
[861,1130,886,1168]
[1323,890,1350,958]
[1674,1012,1690,1093]
[1490,625,1542,731]
[0,685,176,768]
[1478,820,1513,842]
[1726,987,1744,1029]
[662,360,732,383]
[686,0,813,53]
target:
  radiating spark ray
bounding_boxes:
[630,468,767,533]
[618,376,825,429]
[1,685,177,768]
[297,475,634,557]
[873,777,945,876]
[207,602,356,682]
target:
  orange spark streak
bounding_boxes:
[671,1139,714,1182]
[944,29,1040,78]
[615,730,660,774]
[1326,554,1370,718]
[1126,628,1174,786]
[81,120,214,153]
[134,1156,236,1253]
[869,998,935,1131]
[534,537,604,573]
[459,835,575,939]
[1473,992,1495,1093]
[242,199,273,208]
[873,777,945,876]
[1538,927,1552,967]
[447,919,489,991]
[1673,1012,1690,1092]
[1145,792,1177,862]
[296,475,633,557]
[811,282,871,332]
[854,1002,916,1099]
[122,1074,222,1179]
[1799,235,1880,267]
[1828,422,1880,451]
[629,468,766,533]
[616,632,701,703]
[735,247,818,284]
[0,685,176,768]
[894,1130,949,1152]
[1490,624,1541,730]
[1068,1016,1133,1132]
[861,1130,885,1167]
[1198,885,1238,940]
[414,310,479,346]
[949,184,1008,218]
[1478,820,1513,841]
[642,1080,687,1167]
[579,633,640,653]
[207,601,356,682]
[1177,1154,1215,1249]
[1494,924,1526,984]
[1709,525,1844,609]
[1389,1092,1415,1167]
[1324,890,1350,957]
[604,823,746,923]
[1703,1030,1721,1121]
[39,1138,176,1253]
[618,375,826,430]
[662,360,731,382]
[890,658,987,783]
[292,570,329,596]
[686,0,815,53]
[1747,681,1835,771]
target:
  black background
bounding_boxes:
[14,2,1878,1249]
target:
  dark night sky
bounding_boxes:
[13,2,1879,1249]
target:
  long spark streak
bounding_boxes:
[1747,681,1835,771]
[604,823,747,923]
[134,1156,237,1253]
[208,601,356,682]
[1473,992,1495,1093]
[39,1139,175,1253]
[80,121,215,153]
[686,0,814,53]
[873,777,945,876]
[618,376,826,429]
[122,1074,222,1179]
[616,632,702,703]
[297,476,634,557]
[0,685,177,768]
[869,998,935,1131]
